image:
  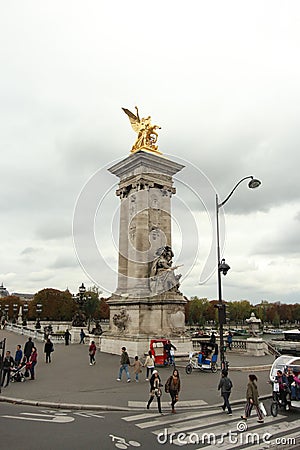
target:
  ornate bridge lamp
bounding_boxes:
[12,303,18,324]
[216,176,261,370]
[36,303,42,329]
[72,283,91,327]
[4,304,9,322]
[23,303,28,326]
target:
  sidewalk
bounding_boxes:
[0,330,274,410]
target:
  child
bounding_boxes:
[132,355,142,382]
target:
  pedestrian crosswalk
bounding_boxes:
[122,405,300,449]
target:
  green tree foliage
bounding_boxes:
[185,297,209,325]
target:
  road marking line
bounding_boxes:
[1,415,74,423]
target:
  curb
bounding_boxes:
[0,396,132,411]
[0,394,272,412]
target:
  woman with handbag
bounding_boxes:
[165,369,181,413]
[241,374,264,423]
[146,370,162,413]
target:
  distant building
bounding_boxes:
[0,282,9,298]
[12,293,34,302]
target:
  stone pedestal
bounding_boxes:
[246,337,265,356]
[70,326,89,344]
[102,151,188,355]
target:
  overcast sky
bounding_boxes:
[1,1,300,304]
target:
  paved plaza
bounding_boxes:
[0,329,274,410]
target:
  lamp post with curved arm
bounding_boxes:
[216,176,261,370]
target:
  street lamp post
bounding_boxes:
[36,303,42,329]
[216,176,261,370]
[12,303,18,324]
[72,283,90,327]
[4,304,9,322]
[23,303,28,326]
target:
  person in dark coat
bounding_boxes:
[24,337,34,362]
[44,338,54,363]
[147,370,162,413]
[79,329,86,344]
[1,351,15,387]
[64,330,71,345]
[218,369,233,415]
[165,369,181,413]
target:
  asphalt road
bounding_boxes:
[1,401,300,450]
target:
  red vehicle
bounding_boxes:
[150,339,169,366]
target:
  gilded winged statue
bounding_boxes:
[122,106,161,154]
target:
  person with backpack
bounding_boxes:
[79,329,86,344]
[165,368,181,413]
[218,369,233,415]
[117,347,131,382]
[24,337,34,362]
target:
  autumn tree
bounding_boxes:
[31,288,76,321]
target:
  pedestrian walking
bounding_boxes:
[24,337,34,362]
[144,350,155,381]
[227,332,233,350]
[64,329,71,345]
[210,332,216,344]
[1,351,14,387]
[146,370,162,413]
[89,341,97,365]
[14,345,23,367]
[44,338,54,363]
[132,355,142,382]
[241,374,264,423]
[29,347,38,380]
[117,347,131,382]
[165,368,181,413]
[79,329,86,344]
[164,340,177,365]
[218,369,233,415]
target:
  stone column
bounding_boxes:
[108,151,184,297]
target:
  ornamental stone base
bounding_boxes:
[246,337,266,356]
[106,293,186,338]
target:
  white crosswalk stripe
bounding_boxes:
[122,407,300,449]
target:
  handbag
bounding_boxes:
[154,388,162,397]
[259,401,267,416]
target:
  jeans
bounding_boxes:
[146,367,154,378]
[147,394,162,413]
[222,392,232,413]
[118,364,130,380]
[170,389,178,409]
[1,369,10,387]
[30,361,37,379]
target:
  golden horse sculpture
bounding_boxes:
[122,106,162,155]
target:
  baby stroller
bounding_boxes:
[10,362,27,383]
